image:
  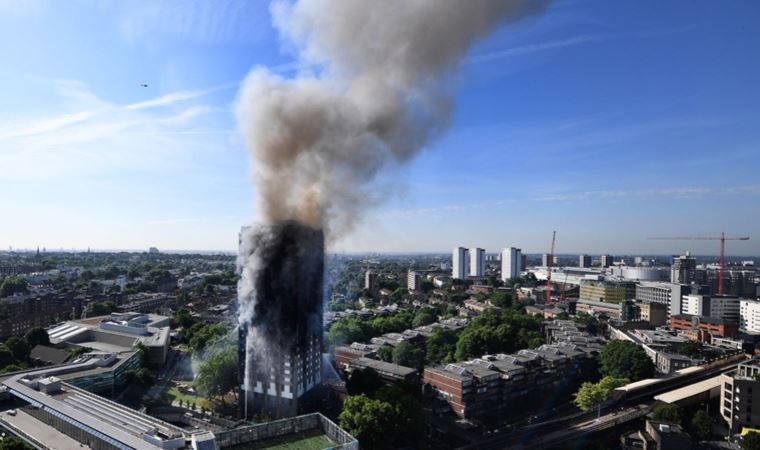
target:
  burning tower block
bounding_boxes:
[238,221,324,419]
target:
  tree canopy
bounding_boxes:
[690,409,711,441]
[412,308,437,328]
[652,403,684,426]
[598,340,655,381]
[83,301,116,317]
[5,337,30,361]
[573,376,627,414]
[339,385,420,450]
[392,341,425,371]
[426,327,457,365]
[0,277,28,298]
[195,348,238,404]
[25,327,50,347]
[454,309,543,360]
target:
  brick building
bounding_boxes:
[670,314,739,339]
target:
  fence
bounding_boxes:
[215,412,358,449]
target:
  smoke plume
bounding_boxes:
[237,0,549,236]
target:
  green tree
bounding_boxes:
[83,301,116,317]
[392,341,425,371]
[454,309,544,360]
[0,345,14,370]
[328,318,371,347]
[652,403,683,426]
[426,328,457,365]
[490,291,512,308]
[377,345,394,363]
[574,376,627,418]
[134,341,149,367]
[0,435,35,450]
[743,431,760,450]
[598,340,655,381]
[0,277,28,298]
[195,348,238,407]
[346,368,383,396]
[412,308,437,327]
[5,337,30,361]
[339,386,420,450]
[25,329,56,349]
[129,367,156,388]
[174,308,195,329]
[339,395,397,450]
[690,409,711,441]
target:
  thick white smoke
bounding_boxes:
[237,0,549,237]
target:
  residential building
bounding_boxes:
[601,255,614,268]
[634,256,644,266]
[741,299,760,333]
[636,282,694,318]
[407,271,422,291]
[452,247,468,280]
[469,248,485,277]
[501,247,522,281]
[579,254,591,268]
[671,253,697,284]
[424,340,598,421]
[721,358,760,433]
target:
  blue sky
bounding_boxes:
[1,0,759,256]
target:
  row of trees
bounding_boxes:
[0,276,28,298]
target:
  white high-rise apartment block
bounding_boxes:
[579,254,591,268]
[741,299,760,333]
[501,247,522,281]
[452,247,468,280]
[407,271,422,291]
[469,248,485,277]
[601,255,614,268]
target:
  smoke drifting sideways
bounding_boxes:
[236,0,550,239]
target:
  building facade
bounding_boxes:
[469,248,485,278]
[740,299,760,333]
[721,359,760,433]
[601,255,613,268]
[671,253,698,284]
[501,247,522,281]
[452,247,468,280]
[579,280,635,304]
[407,271,422,291]
[579,254,591,268]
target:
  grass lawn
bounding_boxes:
[166,384,210,409]
[234,430,335,450]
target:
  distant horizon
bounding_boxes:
[2,248,758,260]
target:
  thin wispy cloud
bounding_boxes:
[125,82,236,110]
[469,35,604,64]
[0,80,234,181]
[533,185,760,202]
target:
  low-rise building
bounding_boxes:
[670,314,739,339]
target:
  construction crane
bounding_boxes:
[647,232,750,295]
[546,230,556,305]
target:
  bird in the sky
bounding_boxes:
[140,83,148,88]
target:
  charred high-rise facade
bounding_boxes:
[237,221,324,419]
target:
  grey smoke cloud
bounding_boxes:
[237,0,549,236]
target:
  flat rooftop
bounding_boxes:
[654,375,723,404]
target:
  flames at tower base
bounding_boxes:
[238,221,324,419]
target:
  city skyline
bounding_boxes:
[1,1,759,255]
